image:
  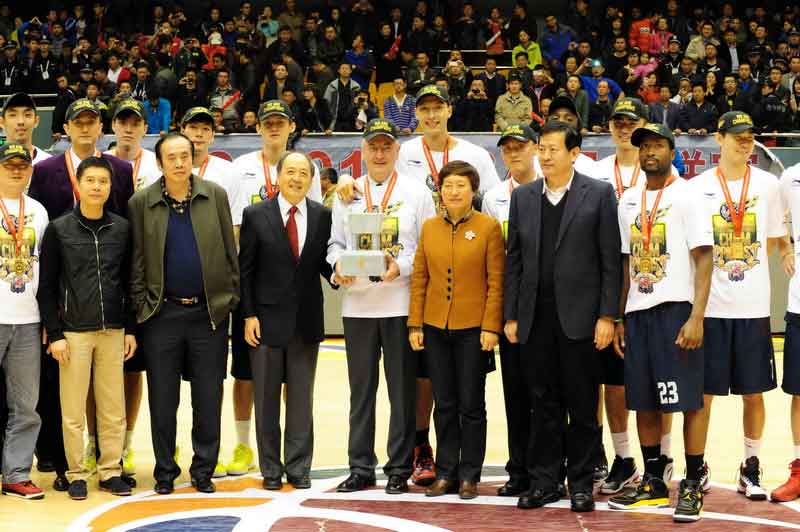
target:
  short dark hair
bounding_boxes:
[154,132,193,164]
[515,51,528,60]
[539,121,582,150]
[76,156,113,181]
[439,160,479,192]
[320,166,338,184]
[276,150,314,176]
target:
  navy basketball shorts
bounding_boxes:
[624,302,704,413]
[783,312,800,395]
[703,317,776,396]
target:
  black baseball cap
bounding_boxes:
[415,84,450,104]
[631,123,675,149]
[65,98,101,121]
[2,42,16,50]
[611,97,649,120]
[180,106,214,125]
[363,118,398,141]
[257,99,293,122]
[549,95,578,117]
[717,111,755,134]
[2,92,36,114]
[0,142,32,164]
[497,124,537,146]
[112,98,146,120]
[668,36,681,45]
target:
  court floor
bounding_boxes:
[1,338,798,531]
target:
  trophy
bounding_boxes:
[339,212,387,277]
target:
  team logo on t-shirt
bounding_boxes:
[366,201,404,258]
[712,197,760,281]
[0,217,37,294]
[630,207,670,294]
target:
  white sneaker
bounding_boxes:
[737,457,767,501]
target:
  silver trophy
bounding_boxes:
[339,212,387,277]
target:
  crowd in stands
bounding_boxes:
[2,0,800,139]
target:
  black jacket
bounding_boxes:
[238,197,334,347]
[38,207,135,342]
[677,100,719,132]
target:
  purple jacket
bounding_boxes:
[28,152,135,221]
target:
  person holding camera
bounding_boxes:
[352,89,379,132]
[455,79,494,132]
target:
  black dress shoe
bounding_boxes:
[336,473,376,492]
[287,475,311,489]
[570,491,595,512]
[192,478,216,493]
[497,477,530,497]
[53,474,69,492]
[122,474,137,488]
[154,481,174,495]
[385,475,408,494]
[263,477,283,490]
[517,488,561,509]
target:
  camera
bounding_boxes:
[471,88,480,94]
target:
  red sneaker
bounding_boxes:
[771,459,800,503]
[2,480,45,499]
[412,444,436,487]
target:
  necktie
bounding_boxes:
[286,205,299,262]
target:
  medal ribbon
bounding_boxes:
[364,171,398,213]
[65,149,101,201]
[715,165,751,237]
[196,156,210,178]
[131,149,143,190]
[421,136,449,190]
[640,176,676,250]
[0,196,24,257]
[614,157,640,200]
[261,150,279,199]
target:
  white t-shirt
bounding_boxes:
[619,177,713,313]
[32,146,51,166]
[327,172,436,318]
[194,155,239,222]
[0,194,48,324]
[397,136,501,197]
[534,152,599,180]
[594,154,680,197]
[780,163,800,314]
[481,177,524,242]
[231,149,323,226]
[104,147,161,191]
[691,166,785,319]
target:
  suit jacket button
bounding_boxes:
[447,286,451,291]
[446,295,451,300]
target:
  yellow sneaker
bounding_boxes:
[83,440,97,474]
[122,448,136,476]
[213,457,227,478]
[226,444,255,476]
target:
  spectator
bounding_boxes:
[375,22,402,86]
[752,81,791,134]
[406,51,437,96]
[387,6,406,40]
[0,43,27,94]
[701,42,727,77]
[495,74,533,130]
[280,87,302,128]
[657,36,684,82]
[383,77,417,135]
[49,21,67,58]
[767,65,790,102]
[650,17,674,55]
[174,35,207,82]
[301,16,320,62]
[745,46,767,82]
[93,66,116,104]
[737,63,756,94]
[638,72,660,104]
[130,61,152,101]
[173,68,206,125]
[299,86,332,135]
[789,78,800,130]
[143,87,170,135]
[344,34,374,89]
[320,166,338,208]
[106,52,131,86]
[601,16,627,51]
[308,58,335,96]
[235,109,257,133]
[443,60,469,106]
[685,21,719,62]
[602,35,629,79]
[716,73,744,115]
[457,78,493,131]
[540,15,576,71]
[476,57,506,108]
[565,0,593,41]
[208,68,242,129]
[513,30,542,69]
[616,47,642,96]
[629,9,657,52]
[718,27,744,73]
[506,1,537,46]
[317,25,344,70]
[452,2,480,50]
[323,62,360,132]
[278,0,303,41]
[430,14,451,60]
[579,60,622,103]
[29,37,59,93]
[266,25,303,68]
[561,74,589,132]
[671,76,693,105]
[405,15,435,60]
[527,65,557,116]
[263,63,298,102]
[258,6,280,47]
[649,85,681,130]
[676,79,718,134]
[510,52,533,93]
[589,79,614,132]
[351,88,378,131]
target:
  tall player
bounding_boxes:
[226,100,322,476]
[690,111,787,501]
[482,124,537,497]
[0,93,51,166]
[334,84,501,486]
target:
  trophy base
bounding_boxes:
[340,251,386,277]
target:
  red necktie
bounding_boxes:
[286,205,299,262]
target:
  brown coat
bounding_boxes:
[408,211,505,333]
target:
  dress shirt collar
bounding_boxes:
[542,170,574,195]
[277,192,307,219]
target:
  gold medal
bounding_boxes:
[730,235,745,260]
[13,257,24,274]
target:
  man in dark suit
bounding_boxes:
[27,97,133,492]
[504,121,622,513]
[649,86,682,132]
[238,150,333,491]
[718,28,746,73]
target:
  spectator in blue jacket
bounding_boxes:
[539,15,576,72]
[382,77,417,135]
[579,61,623,103]
[143,88,171,135]
[343,34,374,89]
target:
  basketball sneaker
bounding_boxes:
[2,480,45,499]
[593,450,609,493]
[412,444,436,486]
[608,474,670,510]
[663,455,674,484]
[226,444,256,476]
[673,479,703,522]
[213,456,228,478]
[770,459,800,502]
[601,456,639,494]
[122,448,136,476]
[699,461,711,493]
[737,456,767,500]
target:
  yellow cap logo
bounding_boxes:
[644,123,661,133]
[262,101,285,112]
[504,125,525,136]
[418,85,442,97]
[72,99,96,111]
[370,120,392,132]
[4,144,26,156]
[188,106,210,115]
[614,99,636,112]
[731,114,753,126]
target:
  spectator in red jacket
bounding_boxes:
[629,9,658,53]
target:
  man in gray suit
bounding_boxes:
[504,121,622,513]
[649,87,682,132]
